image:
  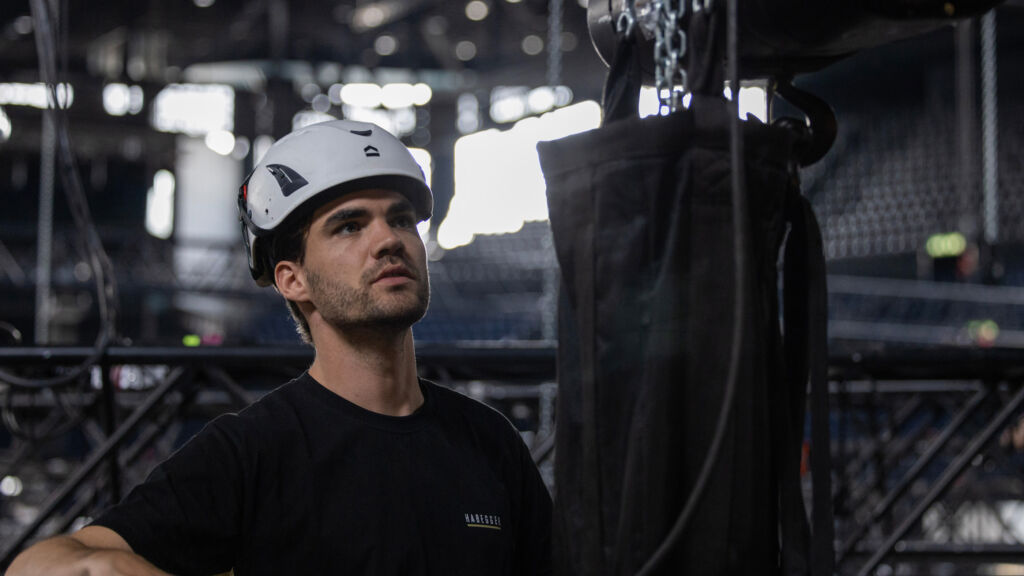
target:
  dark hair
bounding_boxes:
[269,215,314,344]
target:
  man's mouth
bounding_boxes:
[374,265,414,284]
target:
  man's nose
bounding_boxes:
[370,219,404,259]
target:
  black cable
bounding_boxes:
[0,0,119,390]
[636,0,747,571]
[1,379,93,441]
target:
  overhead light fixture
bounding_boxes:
[152,83,233,135]
[381,83,432,109]
[102,83,144,116]
[382,83,414,109]
[411,83,432,106]
[465,0,489,21]
[340,83,383,108]
[0,82,74,109]
[489,85,574,124]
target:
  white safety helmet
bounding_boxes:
[238,119,432,287]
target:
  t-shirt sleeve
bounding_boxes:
[91,416,246,575]
[513,433,553,576]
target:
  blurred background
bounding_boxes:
[3,1,1024,574]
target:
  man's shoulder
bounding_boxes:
[423,380,521,440]
[209,373,312,434]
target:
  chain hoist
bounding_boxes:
[652,0,688,114]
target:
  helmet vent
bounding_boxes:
[265,164,309,197]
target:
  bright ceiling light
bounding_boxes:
[465,0,489,21]
[341,83,383,108]
[152,83,233,135]
[382,83,414,109]
[377,84,432,110]
[103,84,130,116]
[412,83,433,106]
[527,87,556,114]
[0,82,73,109]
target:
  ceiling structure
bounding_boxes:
[0,0,608,161]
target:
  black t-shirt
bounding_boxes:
[93,373,552,576]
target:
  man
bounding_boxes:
[8,120,552,575]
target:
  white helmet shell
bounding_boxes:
[238,119,432,286]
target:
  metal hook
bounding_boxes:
[773,78,837,167]
[616,0,638,39]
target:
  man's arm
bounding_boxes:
[5,525,171,576]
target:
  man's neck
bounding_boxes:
[307,325,423,417]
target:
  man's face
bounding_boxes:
[299,188,429,333]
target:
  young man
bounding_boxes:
[8,120,552,575]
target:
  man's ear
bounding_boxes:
[275,260,309,303]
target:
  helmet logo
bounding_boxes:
[363,145,381,157]
[265,164,309,197]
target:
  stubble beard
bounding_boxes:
[306,261,430,335]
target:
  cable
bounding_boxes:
[636,0,747,571]
[1,380,93,441]
[0,0,119,390]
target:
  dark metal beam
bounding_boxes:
[837,386,990,564]
[0,366,190,565]
[854,382,1024,576]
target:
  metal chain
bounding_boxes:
[653,0,687,114]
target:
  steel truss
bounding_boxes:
[1,345,1023,574]
[831,348,1024,575]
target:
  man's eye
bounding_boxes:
[335,222,361,234]
[392,215,416,229]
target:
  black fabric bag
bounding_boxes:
[538,37,832,576]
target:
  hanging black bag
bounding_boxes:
[538,26,833,576]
